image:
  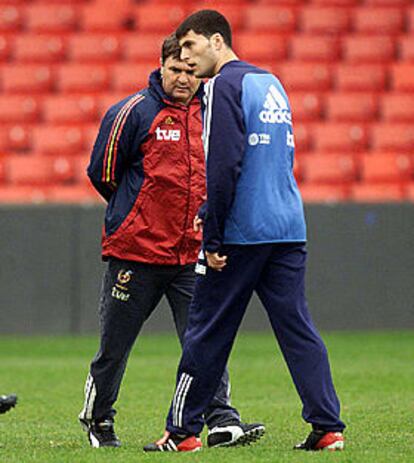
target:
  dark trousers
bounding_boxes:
[166,243,345,435]
[79,258,240,429]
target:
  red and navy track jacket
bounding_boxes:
[87,70,206,265]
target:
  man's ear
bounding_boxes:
[211,33,224,51]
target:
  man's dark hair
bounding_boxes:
[176,10,232,48]
[161,34,181,64]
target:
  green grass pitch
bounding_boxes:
[0,332,413,462]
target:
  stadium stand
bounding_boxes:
[0,0,413,203]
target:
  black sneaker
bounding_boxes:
[86,418,121,448]
[294,429,344,451]
[144,431,202,452]
[207,421,265,447]
[0,394,17,414]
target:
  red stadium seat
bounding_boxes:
[406,183,414,202]
[0,125,31,152]
[0,96,41,123]
[133,5,187,33]
[392,64,414,91]
[350,183,404,202]
[43,96,99,124]
[399,36,414,61]
[234,33,286,62]
[409,8,414,33]
[299,184,349,202]
[343,36,395,63]
[258,0,304,4]
[371,123,414,152]
[334,64,387,91]
[277,62,332,91]
[302,153,357,184]
[13,35,66,63]
[309,0,359,5]
[57,64,110,93]
[326,93,378,122]
[1,65,54,93]
[123,34,165,62]
[0,157,5,184]
[360,153,413,183]
[289,92,323,122]
[313,123,369,152]
[25,4,79,32]
[301,7,350,34]
[72,152,93,184]
[244,6,297,33]
[68,34,121,63]
[81,3,132,31]
[381,94,414,122]
[83,124,100,153]
[364,0,411,5]
[290,35,340,62]
[32,126,84,156]
[0,186,47,204]
[98,93,131,116]
[0,5,23,31]
[0,35,11,61]
[353,8,404,34]
[293,123,313,153]
[112,63,156,92]
[45,184,101,204]
[5,155,75,185]
[193,3,246,30]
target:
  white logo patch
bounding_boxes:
[248,133,271,146]
[155,127,181,141]
[259,85,292,125]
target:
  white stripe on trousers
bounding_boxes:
[79,373,97,421]
[172,373,194,428]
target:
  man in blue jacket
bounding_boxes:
[144,10,345,452]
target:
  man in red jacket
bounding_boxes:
[79,35,264,449]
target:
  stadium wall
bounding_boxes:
[0,204,413,334]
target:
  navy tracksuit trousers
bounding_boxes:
[166,243,345,435]
[80,258,240,429]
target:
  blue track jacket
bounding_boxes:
[201,60,307,252]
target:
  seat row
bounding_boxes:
[2,92,414,125]
[1,151,412,185]
[0,122,413,156]
[1,3,414,34]
[1,62,414,94]
[1,32,413,64]
[1,156,414,204]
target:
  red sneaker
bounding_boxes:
[294,430,344,451]
[143,430,202,452]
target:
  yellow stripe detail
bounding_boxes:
[105,94,145,182]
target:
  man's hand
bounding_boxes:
[205,251,227,271]
[193,215,203,232]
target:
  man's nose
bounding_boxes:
[180,48,190,61]
[177,72,189,83]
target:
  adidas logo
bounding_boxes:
[259,85,292,125]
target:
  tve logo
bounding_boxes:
[155,127,181,141]
[259,85,292,125]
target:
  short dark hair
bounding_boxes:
[176,10,232,48]
[161,34,181,64]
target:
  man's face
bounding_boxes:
[179,30,218,78]
[161,56,200,105]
